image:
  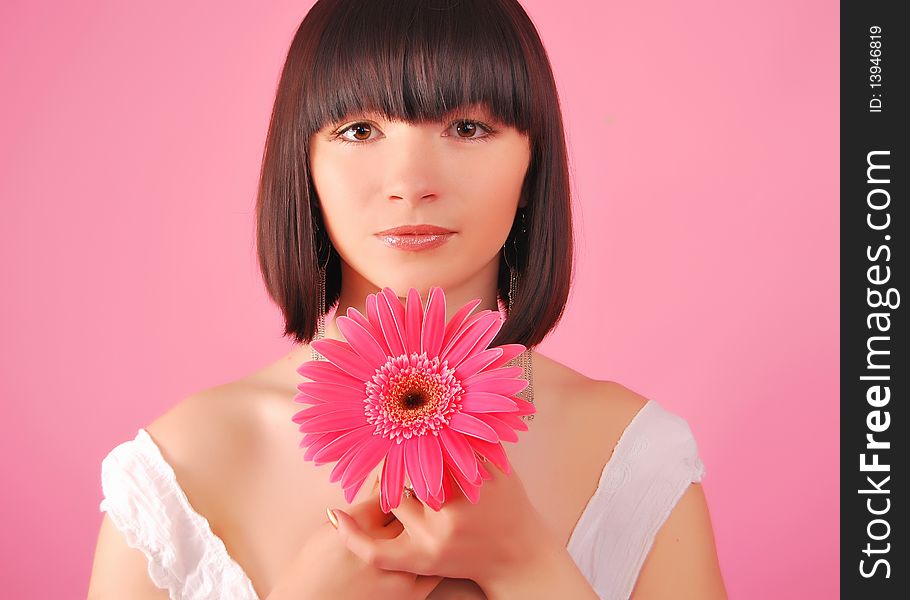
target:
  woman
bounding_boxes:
[88,0,727,598]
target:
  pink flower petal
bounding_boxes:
[441,312,502,368]
[482,344,526,370]
[422,472,445,510]
[364,295,386,341]
[425,493,443,511]
[441,468,455,505]
[295,381,366,404]
[297,361,364,387]
[336,315,389,372]
[382,287,407,319]
[302,432,336,460]
[447,462,482,504]
[380,440,406,513]
[305,431,362,466]
[488,411,529,432]
[474,413,520,443]
[453,347,504,380]
[459,391,520,413]
[466,436,512,475]
[404,437,430,504]
[463,376,528,397]
[344,474,370,503]
[312,338,376,381]
[477,460,493,481]
[339,434,392,490]
[292,402,364,424]
[296,408,367,434]
[293,390,353,407]
[382,286,407,333]
[440,298,483,356]
[421,286,446,357]
[302,431,330,446]
[438,427,479,483]
[405,287,424,353]
[376,290,406,356]
[447,411,500,443]
[346,305,392,357]
[463,365,523,385]
[311,424,375,465]
[459,314,505,361]
[329,442,361,483]
[418,433,444,499]
[511,397,537,416]
[439,310,492,358]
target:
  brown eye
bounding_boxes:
[448,119,495,142]
[333,122,376,144]
[454,121,478,138]
[350,124,372,141]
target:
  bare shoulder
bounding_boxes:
[89,380,274,599]
[88,512,172,599]
[532,353,727,598]
[531,350,650,436]
[523,353,655,512]
[579,378,651,421]
[143,378,287,515]
[631,481,727,599]
[146,381,256,467]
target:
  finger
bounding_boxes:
[332,508,420,572]
[328,505,403,539]
[349,474,397,528]
[414,574,445,597]
[390,484,427,530]
[382,516,405,538]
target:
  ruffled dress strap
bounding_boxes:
[98,429,259,600]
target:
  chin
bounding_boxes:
[365,277,444,300]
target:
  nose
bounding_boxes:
[389,190,437,206]
[383,125,442,206]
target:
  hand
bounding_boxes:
[268,480,444,600]
[330,458,561,592]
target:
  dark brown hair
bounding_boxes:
[256,0,575,349]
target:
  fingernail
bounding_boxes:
[326,507,339,529]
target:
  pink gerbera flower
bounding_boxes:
[292,286,535,513]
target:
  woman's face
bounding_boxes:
[308,102,531,300]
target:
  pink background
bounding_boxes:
[0,1,838,598]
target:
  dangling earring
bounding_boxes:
[502,208,534,421]
[312,223,331,362]
[502,209,525,317]
[507,254,519,317]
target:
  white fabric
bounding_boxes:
[99,398,704,600]
[98,430,258,600]
[566,399,706,599]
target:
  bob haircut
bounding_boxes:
[256,0,575,350]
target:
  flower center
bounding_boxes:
[364,352,463,441]
[401,388,428,410]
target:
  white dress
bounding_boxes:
[98,398,705,600]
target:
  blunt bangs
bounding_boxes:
[300,0,534,138]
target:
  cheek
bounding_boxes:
[311,154,364,206]
[309,152,376,236]
[466,134,529,202]
[464,150,527,213]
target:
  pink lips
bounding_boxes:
[375,224,455,252]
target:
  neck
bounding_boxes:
[282,254,503,373]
